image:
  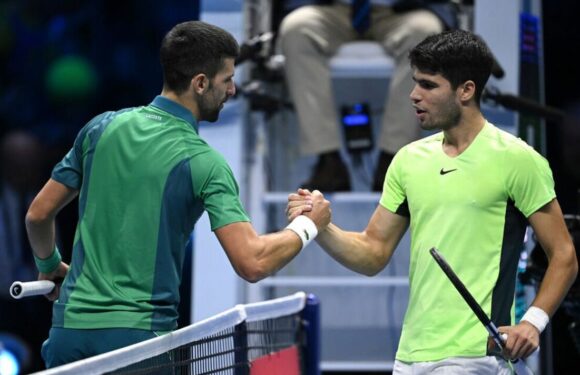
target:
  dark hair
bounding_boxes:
[409,29,494,104]
[160,21,239,94]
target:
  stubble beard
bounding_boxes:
[420,99,462,131]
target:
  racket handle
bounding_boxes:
[10,280,55,299]
[513,360,535,375]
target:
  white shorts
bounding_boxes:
[393,356,513,375]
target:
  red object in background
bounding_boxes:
[250,345,301,375]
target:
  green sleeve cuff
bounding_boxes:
[34,247,62,274]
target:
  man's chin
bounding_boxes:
[199,109,220,123]
[203,114,220,123]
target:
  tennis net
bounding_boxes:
[32,292,319,375]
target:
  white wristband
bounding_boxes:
[286,215,318,250]
[522,306,549,333]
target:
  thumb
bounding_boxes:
[497,326,510,342]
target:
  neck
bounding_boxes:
[160,89,200,120]
[442,108,486,157]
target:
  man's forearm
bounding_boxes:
[25,215,57,259]
[25,179,78,260]
[531,244,578,317]
[316,224,387,276]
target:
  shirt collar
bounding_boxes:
[150,95,199,132]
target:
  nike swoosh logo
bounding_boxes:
[440,168,458,175]
[303,230,310,240]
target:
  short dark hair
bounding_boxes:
[409,29,494,104]
[160,21,239,94]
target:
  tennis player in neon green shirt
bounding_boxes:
[25,21,330,368]
[288,29,577,374]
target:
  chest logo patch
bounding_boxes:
[440,168,458,175]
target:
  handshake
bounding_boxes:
[283,188,332,250]
[283,187,399,278]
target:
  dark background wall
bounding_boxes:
[543,0,580,216]
[0,1,199,373]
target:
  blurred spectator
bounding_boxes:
[0,130,53,373]
[278,0,457,191]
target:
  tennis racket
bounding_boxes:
[10,280,55,299]
[429,247,535,375]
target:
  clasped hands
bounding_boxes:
[286,188,331,231]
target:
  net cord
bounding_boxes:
[32,306,246,375]
[242,291,306,322]
[31,292,306,375]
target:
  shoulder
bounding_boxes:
[188,145,236,182]
[78,107,138,140]
[89,106,139,126]
[190,143,228,165]
[483,123,547,166]
[481,124,553,195]
[481,123,529,150]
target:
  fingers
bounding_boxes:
[498,323,540,360]
[288,207,306,221]
[46,286,60,301]
[287,190,315,222]
[305,190,332,230]
[286,189,332,230]
[39,262,69,301]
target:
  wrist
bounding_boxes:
[34,246,62,274]
[521,306,549,333]
[286,215,318,250]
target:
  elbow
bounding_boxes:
[235,260,269,283]
[563,242,578,275]
[25,203,52,229]
[362,267,382,277]
[570,246,579,278]
[359,261,386,276]
[242,274,263,284]
[555,242,579,283]
[360,249,390,276]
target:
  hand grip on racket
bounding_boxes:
[10,280,55,299]
[429,248,536,375]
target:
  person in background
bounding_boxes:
[278,0,457,191]
[288,29,577,373]
[25,20,330,368]
[0,130,52,372]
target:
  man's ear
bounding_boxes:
[458,80,476,102]
[191,73,209,95]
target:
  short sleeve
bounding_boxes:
[190,151,250,230]
[505,142,555,217]
[380,148,410,216]
[51,125,90,189]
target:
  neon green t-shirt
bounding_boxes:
[51,96,250,331]
[380,121,555,362]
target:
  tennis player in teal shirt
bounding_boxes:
[288,29,577,374]
[25,21,331,368]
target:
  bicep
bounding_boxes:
[214,221,258,265]
[28,179,79,219]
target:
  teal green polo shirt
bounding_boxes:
[51,96,249,331]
